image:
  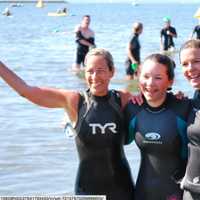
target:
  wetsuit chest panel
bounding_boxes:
[183,93,200,193]
[125,94,190,200]
[161,26,176,49]
[130,34,140,62]
[77,100,123,148]
[135,109,181,155]
[74,92,135,199]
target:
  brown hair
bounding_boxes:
[84,48,114,71]
[133,22,143,33]
[141,53,175,81]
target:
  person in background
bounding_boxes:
[72,15,95,72]
[160,16,177,52]
[0,48,135,200]
[124,53,192,200]
[2,7,11,16]
[125,22,143,80]
[179,39,200,200]
[190,20,200,40]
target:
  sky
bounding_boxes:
[67,0,200,3]
[2,0,199,3]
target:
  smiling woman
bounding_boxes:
[124,53,192,200]
[179,39,200,200]
[0,48,135,200]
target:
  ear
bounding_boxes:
[110,67,115,78]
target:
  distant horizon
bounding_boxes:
[0,0,199,4]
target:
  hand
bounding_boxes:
[174,91,187,100]
[130,92,143,105]
[167,30,171,35]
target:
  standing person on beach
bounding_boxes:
[125,22,143,80]
[160,16,177,52]
[72,15,95,71]
[191,20,200,40]
[125,53,192,200]
[179,39,200,200]
[0,48,135,200]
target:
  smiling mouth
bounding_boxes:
[189,74,200,82]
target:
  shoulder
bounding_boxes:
[74,24,81,32]
[118,90,132,109]
[161,28,165,32]
[170,26,177,31]
[167,93,191,119]
[124,100,143,123]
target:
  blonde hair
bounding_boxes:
[84,48,114,71]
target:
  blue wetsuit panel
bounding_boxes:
[124,93,191,200]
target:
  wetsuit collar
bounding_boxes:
[143,93,170,112]
[87,89,110,101]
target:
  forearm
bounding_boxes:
[0,61,29,97]
[79,39,93,47]
[0,61,69,108]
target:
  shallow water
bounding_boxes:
[0,2,197,195]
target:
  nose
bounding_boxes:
[186,62,194,72]
[146,77,154,85]
[91,71,98,79]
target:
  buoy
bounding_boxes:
[194,7,200,19]
[36,0,44,8]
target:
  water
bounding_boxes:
[0,2,197,195]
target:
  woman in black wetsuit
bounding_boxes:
[179,39,200,200]
[0,48,134,200]
[125,53,192,200]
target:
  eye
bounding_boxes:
[155,76,162,80]
[96,69,106,74]
[181,62,187,67]
[193,60,200,64]
[85,69,93,75]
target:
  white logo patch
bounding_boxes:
[89,123,117,134]
[145,132,161,141]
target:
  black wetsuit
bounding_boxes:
[75,31,95,65]
[192,25,200,39]
[74,90,135,200]
[182,90,200,200]
[124,93,191,200]
[160,26,177,51]
[125,33,141,75]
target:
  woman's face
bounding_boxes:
[180,48,200,89]
[85,55,114,96]
[139,60,173,107]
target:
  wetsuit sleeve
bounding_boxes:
[88,37,95,45]
[177,117,189,159]
[171,27,177,37]
[123,102,138,145]
[193,90,200,100]
[75,31,84,44]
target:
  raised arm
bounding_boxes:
[0,61,80,122]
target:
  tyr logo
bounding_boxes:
[89,123,117,134]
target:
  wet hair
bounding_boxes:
[142,53,175,81]
[179,39,200,61]
[180,39,200,51]
[83,15,90,19]
[133,22,143,33]
[84,48,114,71]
